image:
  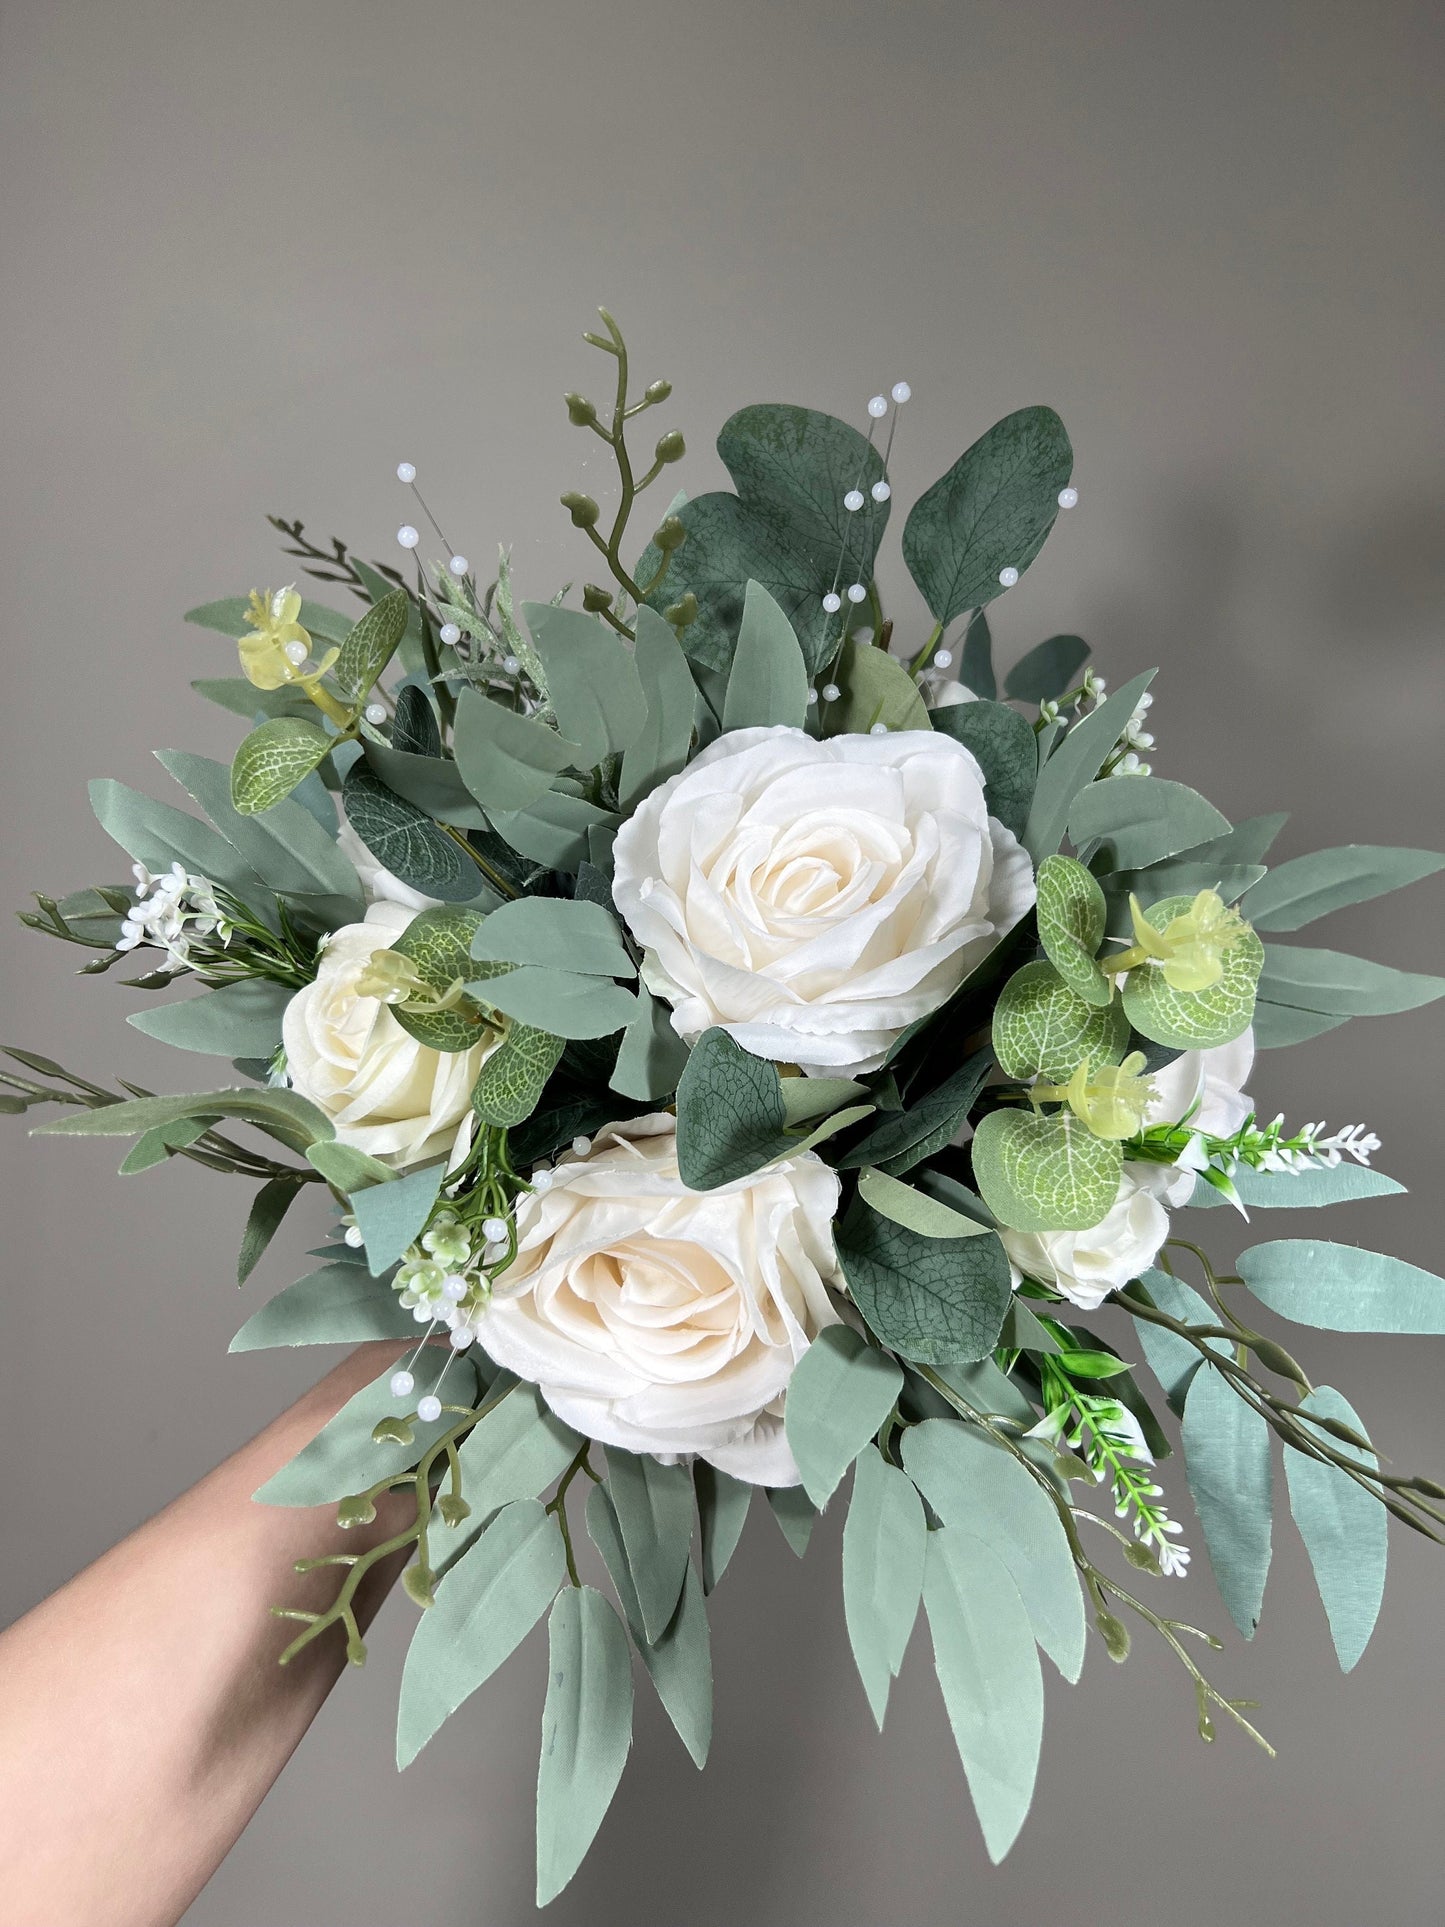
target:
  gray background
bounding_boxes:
[2,2,1443,1923]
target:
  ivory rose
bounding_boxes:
[282,901,496,1168]
[611,725,1035,1077]
[999,1168,1172,1310]
[474,1115,844,1484]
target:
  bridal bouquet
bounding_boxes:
[9,310,1445,1904]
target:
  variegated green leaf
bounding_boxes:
[1034,855,1110,1005]
[230,717,334,815]
[390,906,495,1053]
[471,1022,565,1127]
[1122,893,1264,1049]
[992,960,1130,1081]
[336,588,409,700]
[971,1106,1121,1233]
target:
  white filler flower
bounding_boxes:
[282,902,496,1168]
[612,726,1035,1077]
[475,1115,844,1485]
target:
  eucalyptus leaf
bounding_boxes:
[1122,894,1264,1049]
[835,1049,991,1175]
[836,1195,1013,1367]
[305,1139,396,1193]
[674,1028,786,1189]
[89,778,271,905]
[336,589,409,701]
[1003,634,1090,705]
[721,579,810,731]
[231,718,334,815]
[1284,1386,1387,1672]
[191,677,315,721]
[535,1586,634,1907]
[1182,1364,1273,1637]
[397,1499,566,1768]
[1124,1271,1229,1414]
[822,636,930,735]
[157,748,363,909]
[903,1418,1086,1682]
[470,897,635,978]
[958,611,996,699]
[36,1086,333,1153]
[609,990,689,1102]
[1251,1000,1351,1048]
[471,1022,566,1128]
[523,601,647,767]
[618,607,698,811]
[427,1384,582,1573]
[237,1176,300,1285]
[766,1484,818,1556]
[229,1262,414,1351]
[361,741,490,832]
[185,595,354,645]
[1068,777,1230,873]
[603,1448,695,1644]
[903,406,1073,627]
[1034,855,1111,1004]
[471,967,638,1040]
[1181,812,1290,868]
[452,686,581,813]
[842,1446,927,1728]
[971,1106,1122,1233]
[992,960,1130,1080]
[351,1161,444,1275]
[923,1526,1044,1864]
[783,1326,904,1509]
[1256,944,1445,1017]
[341,763,480,902]
[127,979,291,1058]
[695,1463,751,1593]
[1236,1240,1445,1333]
[857,1167,994,1239]
[488,791,618,874]
[927,700,1036,840]
[1241,845,1444,932]
[1022,671,1155,862]
[1187,1166,1405,1210]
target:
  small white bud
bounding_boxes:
[397,525,420,550]
[343,1224,365,1248]
[396,462,417,484]
[416,1394,443,1423]
[998,566,1020,588]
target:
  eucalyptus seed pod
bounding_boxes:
[654,429,686,464]
[644,378,673,402]
[560,491,601,529]
[664,591,699,628]
[654,515,687,554]
[564,392,597,427]
[582,583,615,612]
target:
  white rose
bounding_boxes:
[612,725,1034,1077]
[1136,1028,1257,1205]
[282,901,496,1168]
[336,810,444,912]
[475,1115,844,1485]
[999,1168,1171,1310]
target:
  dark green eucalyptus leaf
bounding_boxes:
[836,1196,1012,1366]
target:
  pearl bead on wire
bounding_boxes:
[822,592,842,613]
[364,702,387,725]
[871,480,891,502]
[998,566,1020,587]
[891,381,911,403]
[934,648,953,669]
[846,583,867,603]
[1058,487,1079,509]
[390,1369,415,1397]
[867,395,888,418]
[417,1395,443,1423]
[397,525,420,550]
[396,462,416,484]
[449,555,469,577]
[440,623,461,645]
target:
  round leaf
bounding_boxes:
[992,960,1129,1081]
[971,1106,1122,1233]
[1121,893,1264,1049]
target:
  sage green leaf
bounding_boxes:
[157,748,363,910]
[1104,863,1266,928]
[925,1356,1041,1431]
[783,1326,903,1509]
[335,588,408,700]
[1236,1240,1445,1333]
[1241,845,1445,932]
[118,1114,212,1174]
[1182,1364,1273,1637]
[1188,1165,1405,1211]
[1003,634,1089,705]
[536,1586,634,1906]
[822,636,930,735]
[89,777,269,903]
[230,717,333,815]
[361,741,489,832]
[1124,1271,1228,1414]
[637,403,888,677]
[127,979,291,1058]
[237,1177,300,1285]
[253,1351,473,1507]
[903,406,1073,627]
[766,1484,818,1556]
[586,1487,713,1768]
[1068,777,1230,873]
[1251,1000,1350,1048]
[721,579,810,731]
[958,611,996,698]
[609,990,689,1102]
[36,1086,333,1153]
[397,1499,566,1768]
[452,686,581,813]
[1034,854,1110,1004]
[191,677,315,721]
[471,967,638,1040]
[1122,894,1264,1049]
[305,1139,395,1193]
[992,960,1130,1080]
[523,601,647,767]
[927,699,1036,840]
[427,1383,581,1573]
[618,607,697,811]
[471,1023,565,1128]
[470,897,635,978]
[843,1445,927,1727]
[341,764,478,902]
[835,1049,991,1175]
[392,684,441,757]
[903,1420,1085,1682]
[857,1167,994,1239]
[778,1076,867,1127]
[603,1449,695,1643]
[185,594,353,645]
[971,1107,1122,1233]
[1021,671,1155,862]
[923,1526,1044,1863]
[675,1028,786,1189]
[390,906,494,1053]
[1256,944,1445,1017]
[351,1161,444,1276]
[1182,812,1290,868]
[836,1196,1013,1366]
[1284,1386,1386,1672]
[488,791,618,873]
[695,1463,751,1593]
[229,1262,414,1351]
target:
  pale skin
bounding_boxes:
[0,1343,417,1927]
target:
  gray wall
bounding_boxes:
[2,3,1443,1923]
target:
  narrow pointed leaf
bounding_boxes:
[1181,1364,1273,1637]
[603,1449,695,1642]
[535,1586,634,1906]
[843,1446,927,1728]
[1284,1387,1387,1671]
[783,1326,903,1508]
